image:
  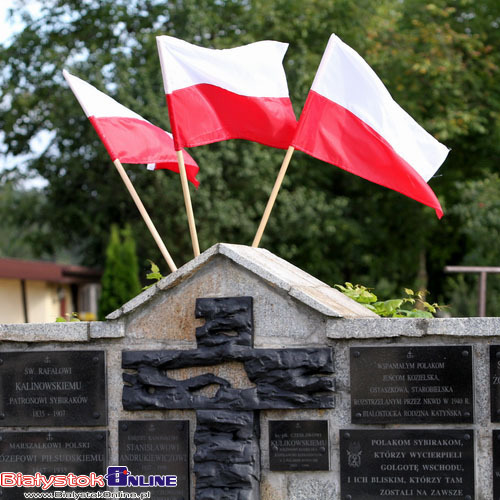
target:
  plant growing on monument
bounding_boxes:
[55,312,81,322]
[335,282,443,318]
[98,225,141,320]
[143,260,165,290]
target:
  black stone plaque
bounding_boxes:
[119,420,189,500]
[340,429,474,500]
[350,346,473,424]
[269,420,329,471]
[494,431,500,500]
[0,350,107,426]
[0,431,107,499]
[490,346,500,422]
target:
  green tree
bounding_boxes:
[98,225,141,319]
[0,0,379,276]
[444,173,500,316]
[1,0,500,314]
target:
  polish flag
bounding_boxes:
[63,70,199,187]
[156,36,297,150]
[292,34,449,218]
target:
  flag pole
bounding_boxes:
[176,150,200,257]
[252,145,295,248]
[113,159,177,273]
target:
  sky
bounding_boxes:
[0,0,24,45]
[0,0,50,188]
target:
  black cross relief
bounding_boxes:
[122,297,335,500]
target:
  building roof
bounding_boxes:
[107,243,376,320]
[0,258,101,284]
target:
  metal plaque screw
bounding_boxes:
[497,433,500,441]
[345,496,352,500]
[496,351,500,359]
[465,496,472,500]
[463,411,471,418]
[463,433,470,440]
[344,432,351,439]
[0,413,5,420]
[0,359,3,365]
[355,413,362,418]
[353,351,360,358]
[121,423,128,431]
[462,350,469,357]
[93,356,99,363]
[93,412,100,419]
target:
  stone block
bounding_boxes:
[0,322,89,342]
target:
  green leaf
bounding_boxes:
[402,310,434,318]
[373,299,404,317]
[422,301,437,313]
[146,271,163,281]
[148,260,161,275]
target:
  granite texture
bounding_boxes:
[0,320,126,341]
[1,245,500,500]
[0,322,89,342]
[287,475,338,500]
[327,316,500,339]
[122,257,332,344]
[107,243,376,322]
[89,319,125,339]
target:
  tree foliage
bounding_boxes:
[1,0,500,314]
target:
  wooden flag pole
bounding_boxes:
[176,150,200,257]
[252,145,295,248]
[113,159,177,273]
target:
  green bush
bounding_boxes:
[335,282,442,318]
[98,225,141,320]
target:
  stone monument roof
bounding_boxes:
[107,243,376,321]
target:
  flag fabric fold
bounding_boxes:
[291,34,449,218]
[156,36,297,150]
[63,70,199,187]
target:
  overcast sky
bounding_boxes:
[1,0,22,46]
[0,1,50,187]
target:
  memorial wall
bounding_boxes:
[0,243,497,500]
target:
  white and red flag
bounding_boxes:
[63,70,200,187]
[292,34,449,218]
[156,36,297,150]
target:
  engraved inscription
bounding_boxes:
[490,346,500,422]
[0,431,107,500]
[341,429,474,499]
[0,351,106,426]
[493,431,500,499]
[119,420,189,500]
[269,420,329,471]
[350,346,473,424]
